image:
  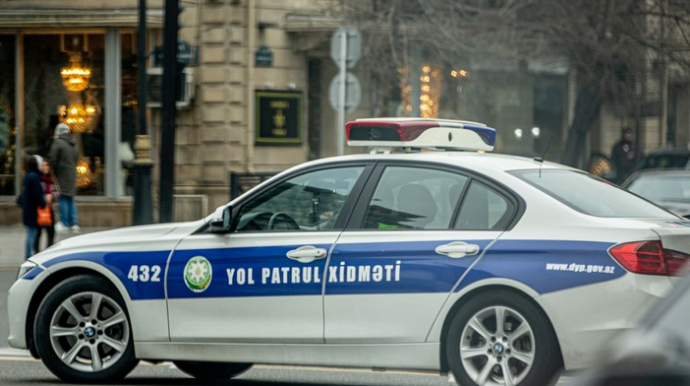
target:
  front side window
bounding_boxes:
[363,166,469,230]
[511,169,676,218]
[236,166,364,232]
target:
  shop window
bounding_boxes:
[0,35,16,196]
[24,34,105,195]
[120,32,138,197]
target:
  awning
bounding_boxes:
[0,9,164,29]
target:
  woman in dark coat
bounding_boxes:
[22,155,48,259]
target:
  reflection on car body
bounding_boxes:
[7,118,690,386]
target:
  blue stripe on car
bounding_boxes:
[460,240,623,293]
[31,240,623,300]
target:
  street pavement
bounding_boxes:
[0,224,110,269]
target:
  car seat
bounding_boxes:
[397,184,437,229]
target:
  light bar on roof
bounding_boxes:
[346,118,496,152]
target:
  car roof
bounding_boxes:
[307,151,574,174]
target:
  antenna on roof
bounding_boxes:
[534,134,554,163]
[535,134,554,178]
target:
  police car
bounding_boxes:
[8,118,690,386]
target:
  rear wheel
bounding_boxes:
[174,361,252,383]
[446,290,561,386]
[34,275,139,383]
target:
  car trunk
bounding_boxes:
[653,222,690,255]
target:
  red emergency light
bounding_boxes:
[345,118,496,151]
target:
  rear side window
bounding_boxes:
[454,181,512,230]
[511,169,676,218]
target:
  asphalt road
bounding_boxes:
[0,270,573,385]
[0,359,576,386]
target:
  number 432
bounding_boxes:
[128,265,162,282]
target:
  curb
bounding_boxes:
[0,347,32,358]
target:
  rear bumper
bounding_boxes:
[537,273,672,370]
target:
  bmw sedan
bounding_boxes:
[8,118,690,386]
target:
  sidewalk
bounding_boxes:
[0,225,111,269]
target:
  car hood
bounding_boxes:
[30,221,205,266]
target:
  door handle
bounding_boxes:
[286,246,328,263]
[435,242,480,258]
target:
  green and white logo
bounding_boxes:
[184,256,213,293]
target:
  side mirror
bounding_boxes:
[209,206,233,233]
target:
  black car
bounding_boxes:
[635,148,690,171]
[588,148,690,184]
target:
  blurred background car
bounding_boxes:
[569,265,690,386]
[635,148,690,171]
[589,148,690,186]
[622,170,690,219]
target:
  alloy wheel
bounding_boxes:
[460,305,535,386]
[48,291,130,373]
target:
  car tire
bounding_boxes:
[174,361,252,382]
[34,275,139,383]
[446,290,561,386]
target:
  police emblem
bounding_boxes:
[184,256,213,293]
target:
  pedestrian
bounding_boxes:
[34,157,57,252]
[49,122,80,233]
[611,127,638,184]
[22,155,48,259]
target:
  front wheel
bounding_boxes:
[446,290,562,386]
[174,361,252,383]
[34,275,139,383]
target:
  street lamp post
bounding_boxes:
[158,0,180,223]
[132,0,154,225]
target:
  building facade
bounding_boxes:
[1,0,686,227]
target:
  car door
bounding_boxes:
[167,164,370,343]
[324,163,519,343]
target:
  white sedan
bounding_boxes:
[8,118,690,386]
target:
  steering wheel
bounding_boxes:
[268,212,300,230]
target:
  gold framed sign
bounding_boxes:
[255,90,302,146]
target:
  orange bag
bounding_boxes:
[37,206,52,227]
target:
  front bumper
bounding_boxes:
[7,271,44,350]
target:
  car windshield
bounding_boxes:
[627,174,690,203]
[510,169,676,218]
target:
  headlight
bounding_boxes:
[17,261,38,280]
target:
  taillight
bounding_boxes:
[609,241,690,276]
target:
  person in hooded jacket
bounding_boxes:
[22,155,48,259]
[49,123,80,233]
